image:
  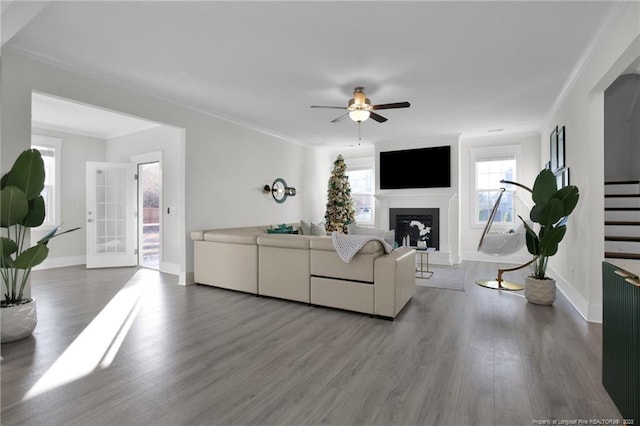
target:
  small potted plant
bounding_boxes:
[518,168,579,305]
[410,220,431,249]
[1,148,79,342]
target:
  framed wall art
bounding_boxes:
[554,167,569,189]
[550,126,559,171]
[557,126,565,170]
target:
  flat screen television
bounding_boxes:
[380,145,451,189]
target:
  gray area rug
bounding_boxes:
[416,266,467,291]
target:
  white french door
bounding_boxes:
[86,162,137,268]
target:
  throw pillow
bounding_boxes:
[300,219,312,235]
[310,222,326,236]
[268,225,295,234]
[382,229,395,248]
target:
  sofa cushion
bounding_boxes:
[191,230,205,241]
[311,277,374,314]
[309,235,384,254]
[348,224,395,247]
[257,234,312,249]
[194,240,258,294]
[259,240,310,303]
[331,232,393,263]
[203,230,262,245]
[310,236,384,283]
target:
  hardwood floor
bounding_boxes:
[1,261,621,425]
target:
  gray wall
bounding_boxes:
[544,2,640,322]
[106,125,184,274]
[31,128,106,268]
[1,49,327,285]
[604,73,640,181]
[459,132,540,263]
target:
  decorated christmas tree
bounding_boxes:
[324,154,356,233]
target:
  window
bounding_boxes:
[345,157,375,225]
[473,149,517,227]
[31,135,62,229]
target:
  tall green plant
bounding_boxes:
[518,169,579,279]
[1,149,79,306]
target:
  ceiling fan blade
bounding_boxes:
[371,102,411,110]
[311,105,347,109]
[369,112,388,123]
[331,113,350,123]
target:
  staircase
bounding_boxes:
[605,180,640,260]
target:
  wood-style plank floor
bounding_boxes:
[1,261,621,425]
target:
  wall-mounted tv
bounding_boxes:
[380,145,451,189]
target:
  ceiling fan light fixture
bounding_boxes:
[311,86,409,124]
[353,89,368,106]
[349,110,370,122]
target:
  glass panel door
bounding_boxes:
[86,162,136,268]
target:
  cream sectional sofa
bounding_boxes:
[190,224,416,319]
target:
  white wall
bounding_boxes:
[106,125,183,274]
[374,136,460,264]
[545,2,640,322]
[459,132,540,264]
[30,128,106,268]
[0,49,324,285]
[302,146,332,223]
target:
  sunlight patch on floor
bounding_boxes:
[23,269,153,400]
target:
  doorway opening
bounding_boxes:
[30,91,186,281]
[137,160,161,270]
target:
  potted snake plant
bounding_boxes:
[518,168,579,305]
[1,148,79,342]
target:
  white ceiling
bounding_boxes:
[3,1,621,146]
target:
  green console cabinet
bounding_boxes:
[602,261,640,423]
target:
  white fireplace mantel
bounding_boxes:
[375,190,458,265]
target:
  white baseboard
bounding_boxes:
[548,266,602,323]
[179,271,195,286]
[428,251,453,265]
[32,255,85,270]
[557,285,602,323]
[460,250,531,265]
[459,252,601,323]
[159,261,181,275]
[416,251,457,266]
[554,276,589,322]
[588,303,603,323]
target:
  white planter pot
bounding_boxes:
[525,276,556,305]
[1,299,37,343]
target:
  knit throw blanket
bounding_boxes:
[331,231,393,263]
